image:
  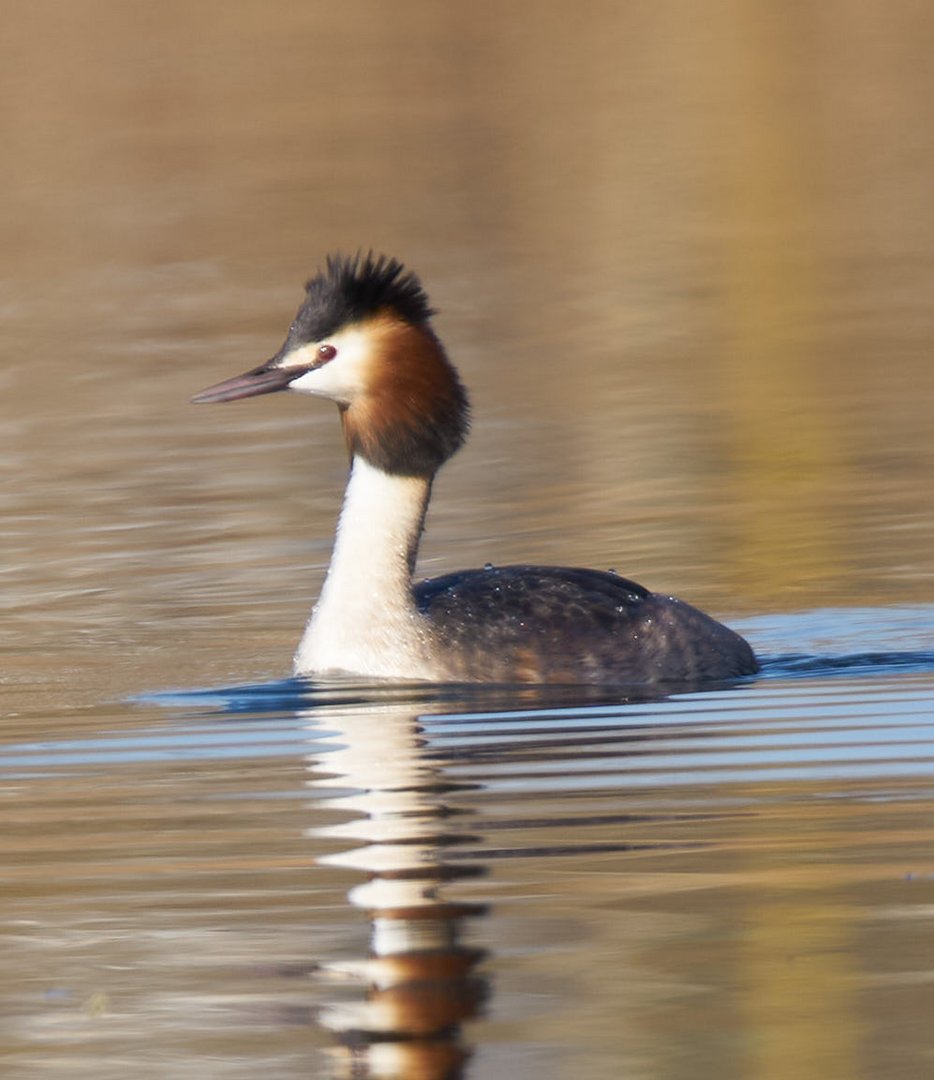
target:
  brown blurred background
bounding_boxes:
[3,0,933,692]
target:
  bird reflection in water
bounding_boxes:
[303,700,489,1079]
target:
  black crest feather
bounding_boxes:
[286,252,435,346]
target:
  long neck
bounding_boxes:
[294,456,434,678]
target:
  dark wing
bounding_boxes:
[415,565,757,685]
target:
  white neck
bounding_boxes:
[294,457,436,679]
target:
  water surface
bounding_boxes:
[3,2,934,1077]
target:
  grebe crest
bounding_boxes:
[195,253,468,478]
[193,253,758,686]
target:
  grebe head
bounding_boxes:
[192,253,470,477]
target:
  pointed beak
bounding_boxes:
[191,360,302,404]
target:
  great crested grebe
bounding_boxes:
[193,253,757,685]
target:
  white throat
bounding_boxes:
[293,457,436,679]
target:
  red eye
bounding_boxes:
[317,343,337,362]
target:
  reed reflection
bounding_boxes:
[303,702,488,1079]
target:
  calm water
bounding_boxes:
[4,3,934,1078]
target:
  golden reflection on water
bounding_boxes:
[711,4,840,603]
[741,899,858,1080]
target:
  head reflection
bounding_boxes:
[304,701,488,1078]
